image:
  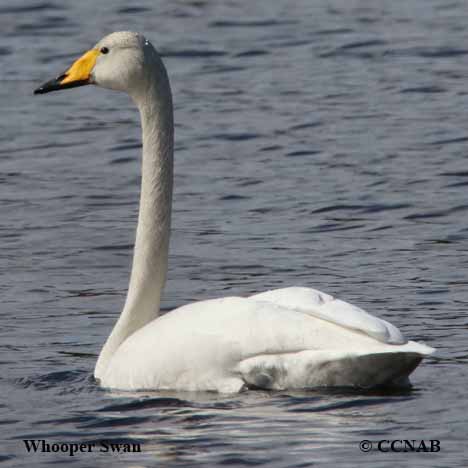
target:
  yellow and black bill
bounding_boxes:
[34,49,99,95]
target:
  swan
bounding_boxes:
[34,31,434,393]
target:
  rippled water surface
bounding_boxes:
[2,0,468,466]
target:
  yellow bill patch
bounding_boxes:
[61,49,100,85]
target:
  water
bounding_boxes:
[2,0,467,466]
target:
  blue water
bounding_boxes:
[2,0,468,466]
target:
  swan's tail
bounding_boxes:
[328,349,429,388]
[238,341,435,390]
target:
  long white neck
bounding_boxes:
[95,54,174,379]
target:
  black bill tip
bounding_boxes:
[34,74,89,95]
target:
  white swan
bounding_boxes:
[35,31,434,393]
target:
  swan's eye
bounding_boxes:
[100,47,109,55]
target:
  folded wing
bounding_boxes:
[250,287,406,344]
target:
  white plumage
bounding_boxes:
[103,287,432,392]
[36,32,434,393]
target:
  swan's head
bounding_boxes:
[34,31,157,97]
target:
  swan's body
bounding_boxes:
[35,32,434,392]
[101,288,432,392]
